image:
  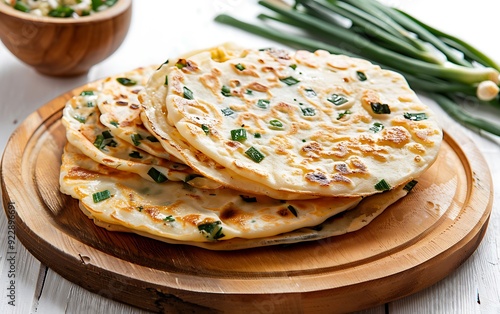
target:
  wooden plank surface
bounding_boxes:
[1,1,499,313]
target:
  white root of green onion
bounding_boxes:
[477,80,500,101]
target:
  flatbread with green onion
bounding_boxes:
[60,144,364,244]
[140,47,322,200]
[58,44,435,250]
[81,180,410,250]
[155,46,442,198]
[96,66,180,161]
[62,91,220,189]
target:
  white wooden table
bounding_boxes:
[1,1,499,313]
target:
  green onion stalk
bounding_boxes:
[215,0,500,136]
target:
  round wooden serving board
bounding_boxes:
[1,82,493,313]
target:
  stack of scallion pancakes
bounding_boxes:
[60,43,442,250]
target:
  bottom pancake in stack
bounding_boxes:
[60,143,414,250]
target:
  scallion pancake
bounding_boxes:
[60,144,364,244]
[141,55,322,200]
[58,45,434,251]
[81,181,410,250]
[158,46,442,197]
[62,91,220,189]
[96,66,178,161]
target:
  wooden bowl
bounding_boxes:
[0,0,132,76]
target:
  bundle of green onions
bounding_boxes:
[215,0,500,136]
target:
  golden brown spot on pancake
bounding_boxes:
[74,188,87,200]
[219,204,252,228]
[361,90,382,113]
[185,59,200,72]
[220,205,238,220]
[268,48,291,60]
[270,136,293,155]
[313,49,330,57]
[415,156,422,162]
[92,163,131,177]
[232,63,260,77]
[170,70,185,95]
[197,218,220,230]
[258,214,276,223]
[225,140,242,150]
[274,102,294,113]
[301,141,322,158]
[274,146,288,155]
[186,123,206,137]
[295,50,320,68]
[335,163,350,174]
[357,144,389,161]
[408,143,426,154]
[235,112,265,129]
[350,112,373,124]
[350,158,367,172]
[326,58,349,70]
[414,129,439,144]
[212,67,222,76]
[67,166,98,179]
[398,95,413,102]
[247,82,269,92]
[379,126,411,146]
[176,58,199,72]
[277,207,292,217]
[267,77,279,83]
[359,134,376,144]
[318,135,389,161]
[200,70,223,97]
[332,173,352,184]
[334,159,368,178]
[316,124,350,136]
[328,141,350,158]
[261,66,276,73]
[194,151,226,170]
[229,79,241,88]
[410,104,427,111]
[183,214,202,226]
[182,98,212,117]
[305,172,331,186]
[144,207,163,222]
[297,121,312,130]
[391,117,440,146]
[288,123,299,135]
